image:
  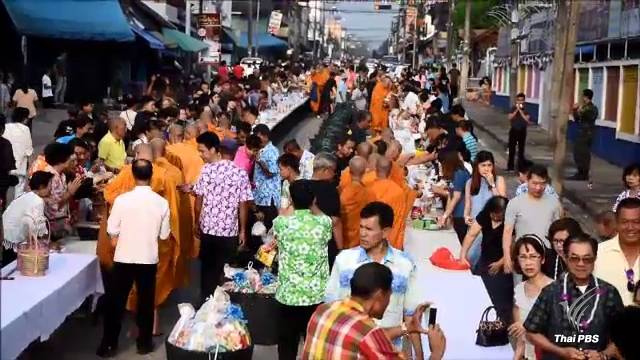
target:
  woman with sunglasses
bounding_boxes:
[544,218,583,280]
[509,235,553,360]
[523,234,624,360]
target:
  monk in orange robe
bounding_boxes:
[309,64,330,114]
[340,156,374,249]
[339,142,377,191]
[369,76,392,132]
[151,138,193,288]
[167,124,205,257]
[366,157,409,250]
[386,140,418,242]
[184,123,200,151]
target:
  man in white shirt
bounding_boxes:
[284,139,315,180]
[97,159,170,357]
[3,107,33,199]
[595,197,640,306]
[1,171,52,266]
[42,70,54,108]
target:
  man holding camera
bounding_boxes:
[569,89,598,181]
[507,93,531,171]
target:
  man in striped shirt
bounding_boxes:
[302,262,446,360]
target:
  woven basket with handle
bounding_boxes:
[17,219,50,277]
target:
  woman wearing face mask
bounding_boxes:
[509,235,553,360]
[544,218,583,280]
[460,196,514,325]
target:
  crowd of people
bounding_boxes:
[0,57,639,360]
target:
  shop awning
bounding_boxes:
[131,25,165,50]
[2,0,134,41]
[161,28,208,53]
[237,32,289,50]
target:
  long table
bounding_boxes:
[1,253,104,360]
[404,227,513,360]
[256,93,309,130]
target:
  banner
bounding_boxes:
[197,13,221,64]
[268,11,283,35]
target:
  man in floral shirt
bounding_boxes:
[272,180,332,360]
[193,133,253,301]
[252,124,280,230]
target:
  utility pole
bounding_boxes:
[248,0,254,57]
[446,0,455,65]
[459,0,471,100]
[550,0,580,196]
[255,0,261,57]
[320,0,326,60]
[402,7,407,64]
[312,1,318,63]
[508,0,519,105]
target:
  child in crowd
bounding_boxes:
[455,120,478,163]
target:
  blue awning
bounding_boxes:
[237,32,288,50]
[131,25,165,50]
[2,0,134,41]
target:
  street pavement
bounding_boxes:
[464,100,624,234]
[16,103,611,359]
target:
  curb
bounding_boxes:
[470,106,599,219]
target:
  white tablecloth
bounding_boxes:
[256,93,308,130]
[404,228,513,360]
[1,253,104,360]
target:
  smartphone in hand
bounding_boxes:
[428,307,438,326]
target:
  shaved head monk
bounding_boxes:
[167,124,185,145]
[366,156,408,249]
[166,123,205,258]
[339,142,377,191]
[150,138,193,288]
[339,156,373,248]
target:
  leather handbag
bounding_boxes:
[475,306,509,347]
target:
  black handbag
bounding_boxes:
[475,306,509,347]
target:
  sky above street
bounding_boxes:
[330,1,397,49]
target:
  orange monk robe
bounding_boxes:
[207,124,234,141]
[96,165,167,269]
[367,178,408,250]
[125,161,184,310]
[167,142,204,257]
[310,69,330,113]
[185,138,198,151]
[389,161,418,247]
[338,168,377,192]
[28,154,48,176]
[340,182,374,249]
[369,82,391,131]
[154,157,193,287]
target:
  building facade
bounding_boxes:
[491,1,640,167]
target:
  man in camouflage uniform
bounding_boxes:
[569,89,598,181]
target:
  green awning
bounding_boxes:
[161,28,208,52]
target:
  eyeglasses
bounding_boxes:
[626,269,636,293]
[567,256,595,265]
[517,254,542,262]
[552,237,567,245]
